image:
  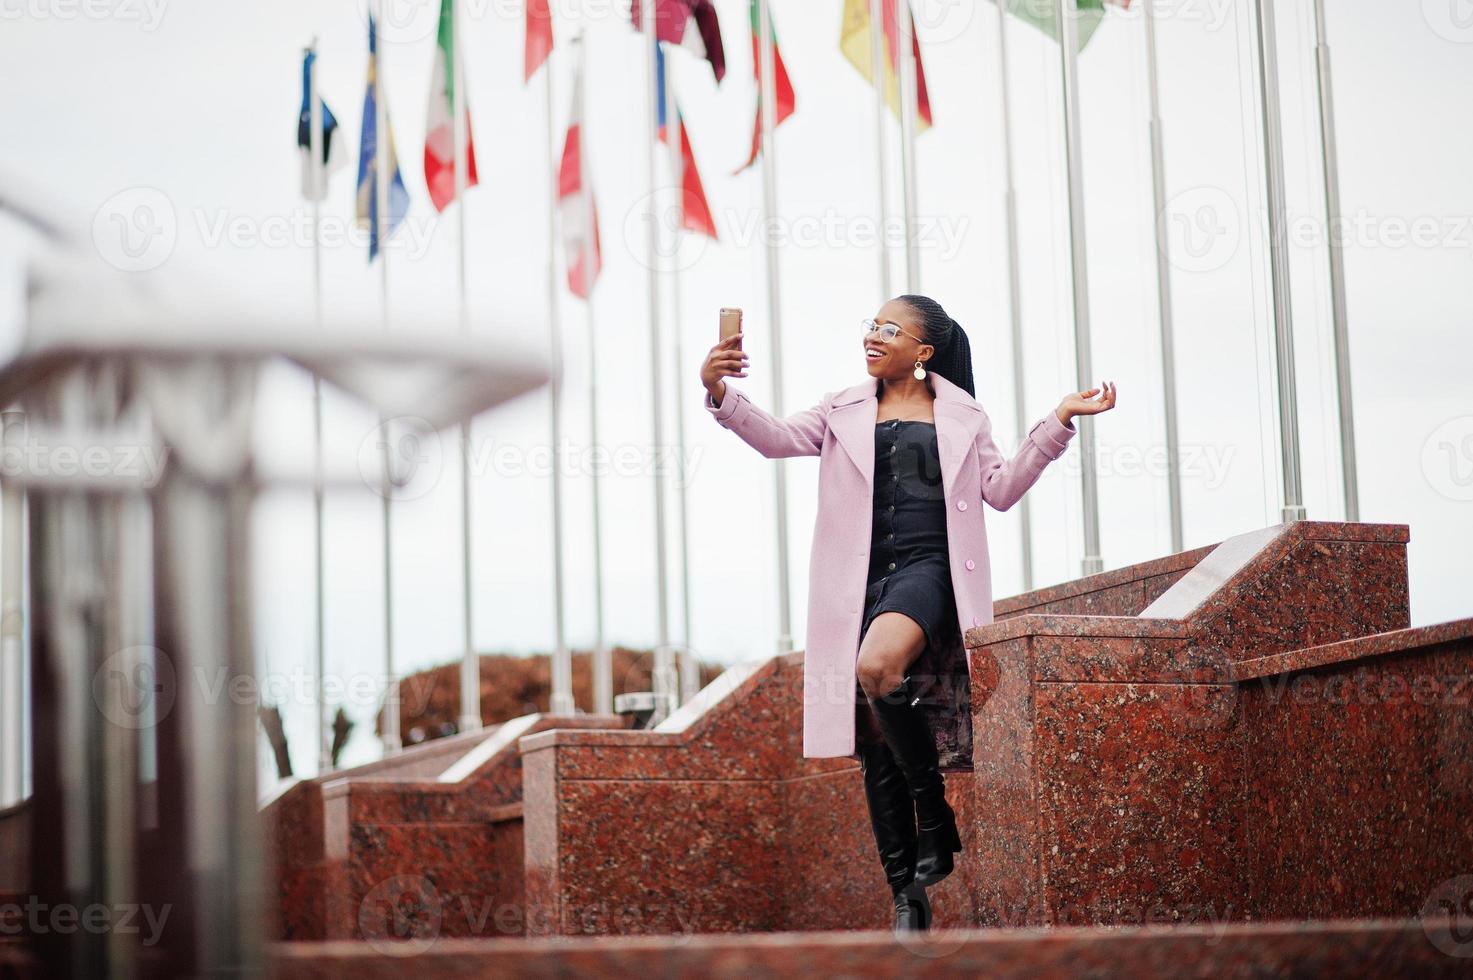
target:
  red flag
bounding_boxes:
[558,50,601,298]
[735,0,795,174]
[661,110,717,240]
[525,0,554,82]
[630,0,726,82]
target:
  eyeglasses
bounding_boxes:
[861,317,925,345]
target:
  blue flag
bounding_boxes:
[356,15,409,260]
[298,50,345,200]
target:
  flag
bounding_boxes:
[629,0,726,82]
[298,49,348,200]
[525,0,554,82]
[558,46,601,298]
[356,15,409,260]
[735,0,795,174]
[655,45,717,240]
[839,0,932,131]
[424,0,480,211]
[998,0,1132,53]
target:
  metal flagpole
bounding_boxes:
[756,0,793,657]
[641,0,675,718]
[869,0,891,300]
[993,3,1035,592]
[1143,1,1183,554]
[663,48,698,705]
[1054,0,1104,576]
[578,31,612,716]
[1250,0,1306,522]
[452,0,482,731]
[547,40,573,715]
[0,412,23,806]
[896,0,919,291]
[307,41,332,770]
[1312,0,1357,520]
[374,3,400,754]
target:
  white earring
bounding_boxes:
[913,359,926,380]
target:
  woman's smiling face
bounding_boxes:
[864,299,933,380]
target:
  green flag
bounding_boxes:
[1001,0,1111,52]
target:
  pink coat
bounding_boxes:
[704,371,1077,771]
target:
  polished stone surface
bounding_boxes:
[967,521,1471,928]
[268,519,1472,946]
[265,714,625,940]
[267,917,1472,978]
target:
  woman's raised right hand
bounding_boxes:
[700,333,749,406]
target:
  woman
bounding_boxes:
[700,294,1116,933]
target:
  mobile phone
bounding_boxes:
[719,307,743,351]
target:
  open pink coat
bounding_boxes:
[704,372,1077,771]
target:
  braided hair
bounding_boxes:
[896,294,975,398]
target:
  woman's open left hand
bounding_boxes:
[1057,382,1116,425]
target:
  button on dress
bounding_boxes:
[854,418,960,705]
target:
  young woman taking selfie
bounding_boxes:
[700,294,1116,933]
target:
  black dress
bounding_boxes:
[854,419,959,703]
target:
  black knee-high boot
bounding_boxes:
[858,738,930,932]
[866,674,962,887]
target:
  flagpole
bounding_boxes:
[307,40,332,771]
[992,4,1034,592]
[1250,0,1306,522]
[1143,1,1183,554]
[641,0,675,719]
[868,0,891,300]
[546,40,573,716]
[577,31,612,716]
[451,0,482,732]
[1054,0,1103,576]
[896,0,919,291]
[662,47,697,705]
[373,3,400,755]
[1312,0,1357,521]
[755,0,792,658]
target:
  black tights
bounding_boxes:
[854,679,886,746]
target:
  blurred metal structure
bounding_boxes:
[6,238,548,977]
[1250,0,1306,522]
[1311,0,1358,521]
[1053,0,1104,577]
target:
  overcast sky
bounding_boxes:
[3,0,1471,774]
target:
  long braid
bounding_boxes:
[896,294,975,398]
